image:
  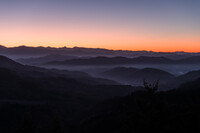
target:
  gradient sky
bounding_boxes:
[0,0,199,52]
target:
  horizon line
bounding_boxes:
[0,44,199,53]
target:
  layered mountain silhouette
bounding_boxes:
[17,54,77,65]
[165,69,200,89]
[1,51,200,132]
[178,55,200,64]
[1,45,199,59]
[100,67,139,78]
[0,55,120,85]
[100,66,200,88]
[0,55,23,69]
[79,77,200,133]
[46,56,175,66]
[100,67,175,86]
[45,56,200,66]
[0,55,139,132]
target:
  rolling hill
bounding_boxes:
[16,54,77,65]
[46,56,175,66]
[0,55,118,85]
[165,69,200,89]
[100,67,175,86]
[0,55,138,132]
[44,55,200,66]
[79,77,200,133]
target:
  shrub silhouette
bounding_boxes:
[143,80,159,95]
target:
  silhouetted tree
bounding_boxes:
[143,80,159,97]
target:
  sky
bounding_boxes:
[0,0,199,52]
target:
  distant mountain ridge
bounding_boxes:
[178,56,200,64]
[100,66,200,89]
[0,55,137,132]
[0,45,199,59]
[2,46,200,132]
[46,55,200,66]
[17,54,77,65]
[100,67,175,86]
[0,55,119,85]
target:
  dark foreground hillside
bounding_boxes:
[0,55,200,133]
[0,70,134,133]
[1,78,200,133]
[0,55,136,133]
[79,79,200,133]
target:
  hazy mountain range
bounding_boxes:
[1,54,200,89]
[0,55,120,85]
[99,67,175,86]
[98,66,200,89]
[0,54,136,132]
[44,56,200,66]
[1,53,200,132]
[1,45,199,59]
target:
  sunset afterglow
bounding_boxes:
[0,0,199,52]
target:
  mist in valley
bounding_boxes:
[1,0,200,132]
[1,46,200,132]
[40,63,200,76]
[13,53,200,88]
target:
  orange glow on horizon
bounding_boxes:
[0,0,200,53]
[1,41,200,53]
[0,23,199,53]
